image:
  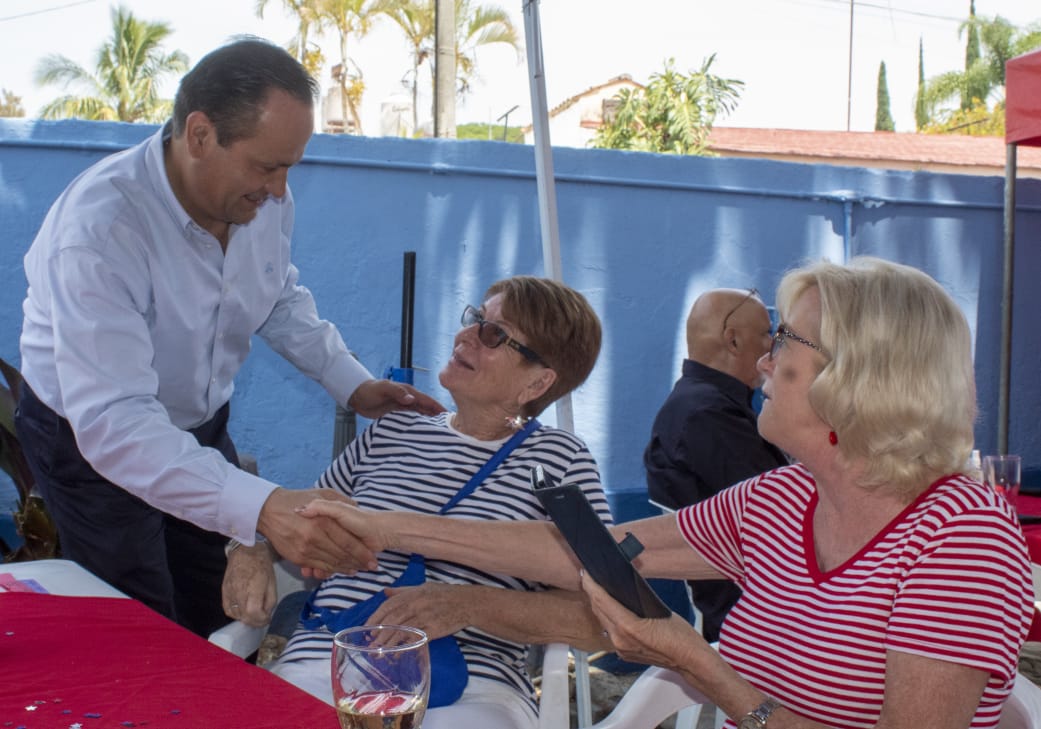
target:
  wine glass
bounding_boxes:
[332,625,430,729]
[983,454,1022,510]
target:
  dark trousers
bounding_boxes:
[15,384,238,637]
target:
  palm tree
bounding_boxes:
[383,1,433,134]
[255,0,325,77]
[919,13,1041,133]
[385,0,519,135]
[308,0,400,135]
[34,5,188,123]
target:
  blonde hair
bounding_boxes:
[484,276,602,418]
[777,257,976,492]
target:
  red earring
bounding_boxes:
[828,431,838,446]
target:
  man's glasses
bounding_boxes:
[721,288,760,334]
[768,324,824,361]
[461,305,546,366]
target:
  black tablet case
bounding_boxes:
[531,465,670,619]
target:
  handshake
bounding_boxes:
[256,488,386,578]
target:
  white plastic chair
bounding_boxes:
[999,672,1041,729]
[572,664,1041,729]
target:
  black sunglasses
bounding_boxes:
[461,305,546,366]
[768,323,823,361]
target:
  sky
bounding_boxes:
[1,0,1039,138]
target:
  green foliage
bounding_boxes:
[456,122,522,142]
[256,0,326,77]
[592,56,743,156]
[35,5,188,123]
[921,99,1005,136]
[921,12,1041,135]
[0,89,25,117]
[0,357,59,562]
[875,61,894,132]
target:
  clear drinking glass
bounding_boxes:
[332,625,430,729]
[983,454,1022,509]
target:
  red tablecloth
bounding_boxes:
[0,592,337,729]
[1018,493,1041,564]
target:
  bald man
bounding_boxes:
[644,288,788,641]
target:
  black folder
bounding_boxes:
[531,465,670,619]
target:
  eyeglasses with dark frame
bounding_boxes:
[721,288,760,334]
[768,323,824,361]
[461,305,547,366]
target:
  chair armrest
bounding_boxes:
[537,643,572,729]
[591,666,709,729]
[208,620,268,658]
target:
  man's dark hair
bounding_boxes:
[172,36,319,145]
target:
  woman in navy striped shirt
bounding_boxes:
[225,276,613,729]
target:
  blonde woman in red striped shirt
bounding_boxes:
[305,257,1033,729]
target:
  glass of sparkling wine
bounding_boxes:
[332,625,430,729]
[983,454,1022,510]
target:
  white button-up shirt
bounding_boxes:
[20,126,371,542]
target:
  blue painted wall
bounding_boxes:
[2,119,1040,525]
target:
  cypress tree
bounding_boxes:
[915,38,928,131]
[875,61,895,131]
[962,0,981,109]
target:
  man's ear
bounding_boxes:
[184,111,215,159]
[722,326,742,355]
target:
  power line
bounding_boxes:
[777,0,964,24]
[0,0,98,24]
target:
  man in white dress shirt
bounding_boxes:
[14,38,441,636]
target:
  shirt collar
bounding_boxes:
[145,121,196,235]
[682,358,756,407]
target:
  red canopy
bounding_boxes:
[1007,47,1041,147]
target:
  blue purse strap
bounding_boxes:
[300,417,540,631]
[438,417,540,515]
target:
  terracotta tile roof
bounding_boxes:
[707,127,1041,177]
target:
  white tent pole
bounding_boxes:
[522,0,574,433]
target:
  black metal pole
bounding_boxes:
[400,251,416,369]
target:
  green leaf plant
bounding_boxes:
[0,356,59,562]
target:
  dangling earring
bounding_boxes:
[828,431,838,446]
[506,414,527,431]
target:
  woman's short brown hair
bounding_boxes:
[483,276,602,418]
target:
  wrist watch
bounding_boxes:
[224,533,268,558]
[738,698,781,729]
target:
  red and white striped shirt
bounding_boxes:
[677,464,1033,728]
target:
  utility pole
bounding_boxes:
[434,0,456,138]
[846,0,855,131]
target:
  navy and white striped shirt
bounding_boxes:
[279,410,612,710]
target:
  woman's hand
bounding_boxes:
[298,498,392,555]
[581,570,704,672]
[367,583,473,640]
[222,543,278,627]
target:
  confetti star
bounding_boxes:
[70,724,83,729]
[23,706,36,712]
[83,713,102,719]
